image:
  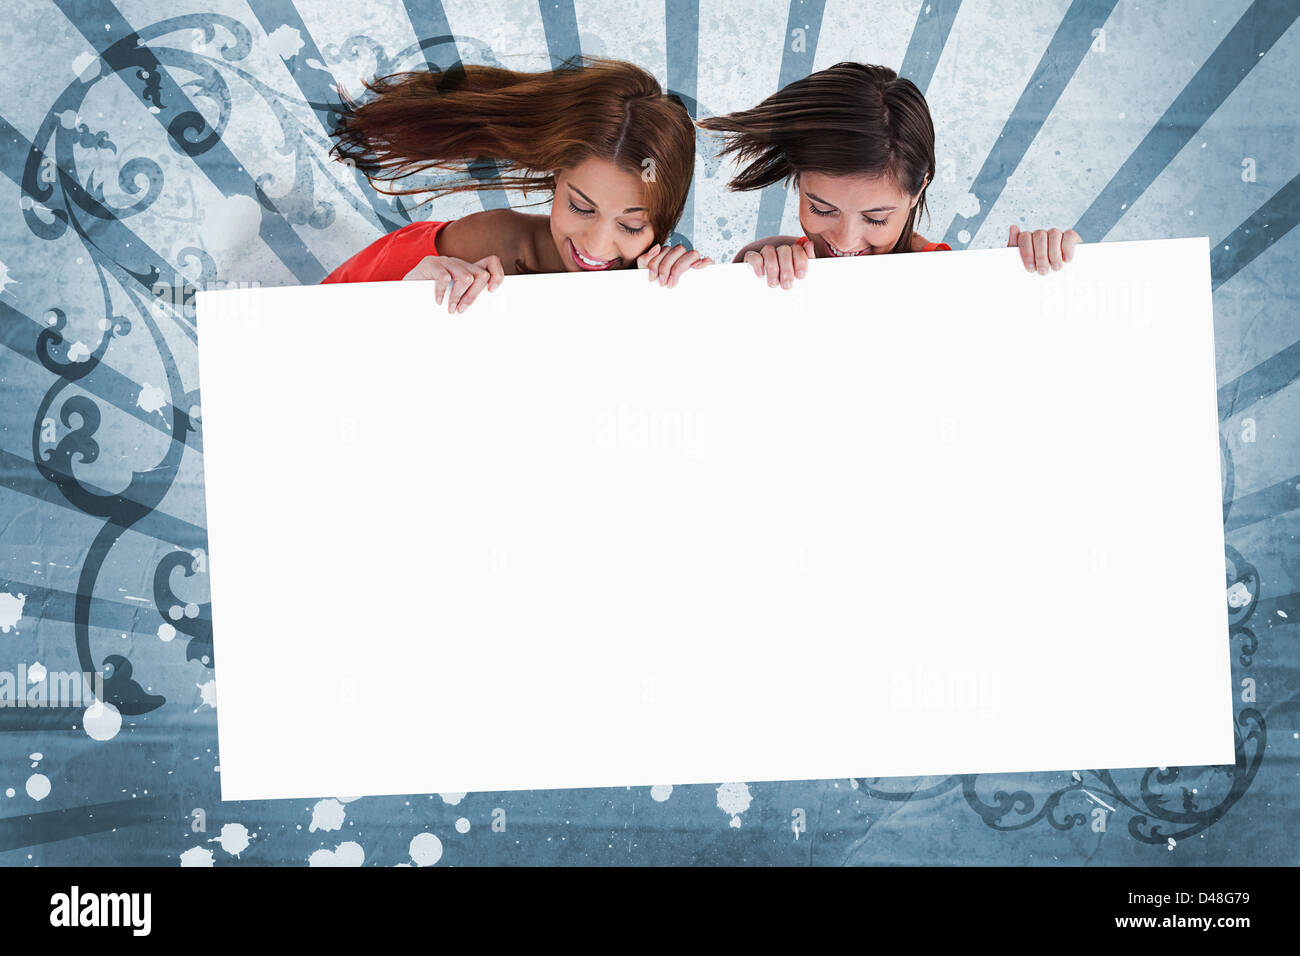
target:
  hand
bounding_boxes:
[638,243,714,287]
[743,240,812,289]
[1008,225,1081,275]
[403,254,504,312]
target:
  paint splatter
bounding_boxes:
[0,591,25,633]
[28,662,46,683]
[309,798,346,832]
[716,782,752,827]
[210,823,252,856]
[309,841,364,867]
[409,832,443,866]
[439,792,466,806]
[1226,582,1251,608]
[70,52,101,82]
[455,818,470,834]
[26,774,51,801]
[180,846,215,867]
[158,623,176,642]
[650,785,673,802]
[264,24,305,60]
[4,788,13,798]
[196,680,217,710]
[137,383,166,414]
[83,700,121,741]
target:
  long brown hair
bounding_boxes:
[698,62,936,253]
[330,57,695,245]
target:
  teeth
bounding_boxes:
[574,245,609,267]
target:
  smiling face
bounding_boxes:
[796,170,926,256]
[549,156,657,272]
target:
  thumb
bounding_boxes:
[798,236,817,258]
[1007,224,1020,247]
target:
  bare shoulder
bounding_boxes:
[909,233,934,252]
[438,209,538,268]
[733,235,805,263]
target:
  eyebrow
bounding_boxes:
[806,191,897,214]
[569,183,646,215]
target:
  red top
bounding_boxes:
[322,220,453,283]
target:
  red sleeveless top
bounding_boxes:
[322,220,453,284]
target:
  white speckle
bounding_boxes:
[158,622,176,642]
[716,782,752,827]
[137,383,166,414]
[309,841,365,867]
[650,784,673,802]
[1167,837,1176,851]
[409,832,443,866]
[26,773,50,801]
[28,663,46,683]
[4,788,14,798]
[71,52,102,82]
[1278,610,1289,619]
[955,193,980,219]
[84,699,121,741]
[957,229,971,244]
[454,817,470,834]
[264,24,305,60]
[310,797,346,832]
[196,679,217,710]
[29,752,41,762]
[1226,582,1251,608]
[210,822,252,856]
[66,341,91,362]
[0,591,26,632]
[439,792,466,806]
[1118,111,1125,119]
[180,846,215,867]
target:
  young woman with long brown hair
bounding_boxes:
[699,62,1081,288]
[324,58,711,311]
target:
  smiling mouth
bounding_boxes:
[568,240,620,271]
[823,238,870,257]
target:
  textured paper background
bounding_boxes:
[1,1,1294,865]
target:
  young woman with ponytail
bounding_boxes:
[324,58,710,311]
[699,62,1081,289]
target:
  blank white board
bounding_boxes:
[196,237,1234,801]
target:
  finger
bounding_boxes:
[475,255,505,290]
[638,243,663,277]
[655,245,687,285]
[793,243,809,279]
[667,250,701,287]
[1062,229,1081,263]
[1007,224,1021,249]
[776,244,795,289]
[1032,230,1049,275]
[445,266,476,313]
[744,250,764,278]
[691,256,714,268]
[457,268,491,311]
[1047,228,1064,271]
[432,266,453,305]
[761,245,779,287]
[1017,230,1034,272]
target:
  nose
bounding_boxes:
[582,221,622,261]
[828,228,867,253]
